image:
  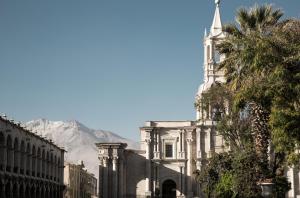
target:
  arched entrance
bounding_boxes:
[25,185,30,198]
[19,184,24,198]
[13,183,18,198]
[162,179,176,198]
[5,182,11,198]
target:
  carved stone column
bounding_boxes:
[156,131,160,157]
[112,156,118,198]
[178,165,186,197]
[145,138,152,196]
[98,157,103,198]
[178,130,183,159]
[102,157,109,198]
[196,128,201,159]
[187,137,194,196]
[205,128,212,158]
[182,165,186,196]
[154,130,161,159]
[119,157,124,197]
[178,130,186,159]
[153,162,160,196]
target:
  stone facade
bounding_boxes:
[140,121,200,197]
[96,143,127,198]
[64,161,97,198]
[0,115,65,198]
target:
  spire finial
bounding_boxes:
[210,0,222,36]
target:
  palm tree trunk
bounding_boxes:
[249,102,270,179]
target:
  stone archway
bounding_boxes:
[0,182,6,198]
[25,185,31,198]
[6,136,13,172]
[5,182,12,198]
[19,183,24,198]
[162,179,177,198]
[35,186,40,198]
[12,183,18,198]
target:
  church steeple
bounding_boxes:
[210,0,222,36]
[195,0,225,121]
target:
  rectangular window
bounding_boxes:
[165,144,173,158]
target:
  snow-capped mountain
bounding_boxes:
[25,119,139,179]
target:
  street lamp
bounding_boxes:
[259,182,274,198]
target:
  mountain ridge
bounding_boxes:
[25,119,139,178]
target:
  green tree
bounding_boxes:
[267,19,300,165]
[194,4,299,197]
[216,4,284,180]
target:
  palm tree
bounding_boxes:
[216,4,283,180]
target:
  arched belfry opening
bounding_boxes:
[162,179,176,198]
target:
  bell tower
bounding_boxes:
[196,0,225,120]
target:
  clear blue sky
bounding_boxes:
[0,0,299,141]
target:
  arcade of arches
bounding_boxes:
[0,117,65,198]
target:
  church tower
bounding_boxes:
[194,0,227,164]
[196,0,225,121]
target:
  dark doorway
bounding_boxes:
[5,183,11,198]
[162,179,176,198]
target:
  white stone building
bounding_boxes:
[0,115,65,198]
[96,1,300,197]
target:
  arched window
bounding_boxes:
[42,150,45,178]
[26,143,31,175]
[214,44,221,63]
[6,135,13,172]
[13,138,19,173]
[50,153,53,180]
[34,146,38,177]
[36,147,41,177]
[0,132,5,171]
[57,158,61,182]
[46,151,49,179]
[20,141,26,174]
[207,45,211,61]
[54,156,57,181]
